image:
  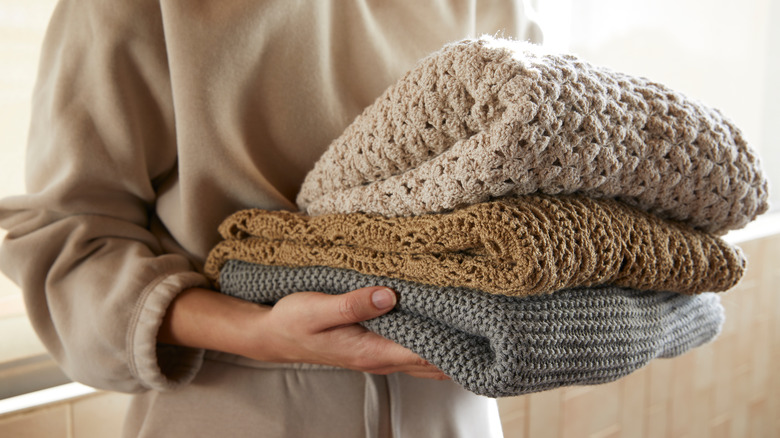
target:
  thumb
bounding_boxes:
[310,287,397,331]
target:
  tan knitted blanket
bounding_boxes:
[296,37,768,235]
[204,195,744,296]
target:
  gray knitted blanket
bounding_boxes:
[297,36,768,234]
[219,260,724,397]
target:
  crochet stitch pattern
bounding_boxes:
[296,36,768,234]
[204,194,745,297]
[219,261,725,397]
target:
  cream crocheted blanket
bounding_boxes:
[297,37,768,234]
[204,195,744,297]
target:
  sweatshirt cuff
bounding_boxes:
[128,270,210,392]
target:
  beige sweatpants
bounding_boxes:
[122,351,503,438]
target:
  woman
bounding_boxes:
[0,1,541,436]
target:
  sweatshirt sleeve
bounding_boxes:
[0,0,208,393]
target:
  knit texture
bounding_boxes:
[296,36,768,234]
[204,195,745,296]
[219,260,724,397]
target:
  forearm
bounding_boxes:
[159,287,269,357]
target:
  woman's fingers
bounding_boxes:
[335,331,431,370]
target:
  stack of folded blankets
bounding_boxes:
[204,36,769,397]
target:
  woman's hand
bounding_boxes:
[159,286,449,380]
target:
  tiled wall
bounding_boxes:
[0,390,131,438]
[1,232,778,438]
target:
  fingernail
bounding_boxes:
[371,288,396,310]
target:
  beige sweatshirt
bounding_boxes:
[0,0,541,394]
